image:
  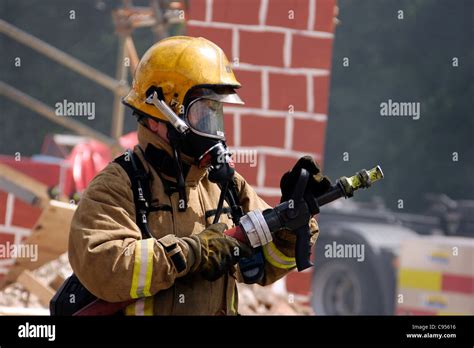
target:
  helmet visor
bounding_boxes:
[186,98,225,139]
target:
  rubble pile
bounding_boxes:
[0,255,312,315]
[237,283,313,315]
[0,254,71,309]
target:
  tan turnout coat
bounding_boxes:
[69,123,319,315]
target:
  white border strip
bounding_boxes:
[234,63,329,77]
[284,113,294,150]
[230,146,319,160]
[261,69,269,109]
[259,0,269,26]
[308,0,316,31]
[0,224,31,236]
[254,187,283,197]
[5,194,14,227]
[306,75,314,113]
[0,259,15,267]
[232,27,239,62]
[225,107,327,122]
[0,265,11,273]
[283,32,292,68]
[233,112,241,146]
[205,0,213,22]
[188,20,334,38]
[256,154,266,187]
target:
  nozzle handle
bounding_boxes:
[295,224,313,271]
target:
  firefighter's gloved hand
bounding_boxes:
[187,223,252,281]
[280,156,332,203]
[277,157,328,245]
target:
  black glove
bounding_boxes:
[280,156,332,203]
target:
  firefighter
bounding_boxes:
[68,36,329,315]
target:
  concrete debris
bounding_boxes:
[0,253,71,311]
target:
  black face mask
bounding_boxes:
[178,129,235,184]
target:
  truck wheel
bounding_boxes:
[311,259,384,315]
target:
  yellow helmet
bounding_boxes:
[123,36,241,121]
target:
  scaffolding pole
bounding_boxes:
[0,82,122,151]
[0,19,128,95]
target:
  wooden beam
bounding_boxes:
[0,162,50,208]
[0,82,123,152]
[49,273,66,291]
[0,200,76,289]
[17,270,55,307]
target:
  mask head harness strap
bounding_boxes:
[143,86,189,212]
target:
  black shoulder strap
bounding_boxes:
[114,150,152,239]
[211,179,245,225]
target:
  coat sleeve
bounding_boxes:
[233,172,319,286]
[68,163,200,303]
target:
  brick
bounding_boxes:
[239,31,285,67]
[264,154,296,187]
[314,0,336,32]
[292,119,326,154]
[233,70,262,108]
[286,271,312,295]
[11,199,42,229]
[187,0,207,21]
[241,115,285,147]
[258,194,279,207]
[292,34,333,69]
[223,113,234,146]
[313,75,330,114]
[266,0,309,30]
[0,232,15,256]
[235,163,258,186]
[186,25,233,58]
[268,73,307,111]
[213,0,261,25]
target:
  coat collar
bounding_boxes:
[136,123,207,186]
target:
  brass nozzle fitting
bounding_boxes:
[338,165,384,198]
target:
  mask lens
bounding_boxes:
[186,99,225,138]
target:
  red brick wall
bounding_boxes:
[187,0,336,207]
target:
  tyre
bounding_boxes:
[311,257,384,315]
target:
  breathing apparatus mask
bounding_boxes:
[145,87,243,184]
